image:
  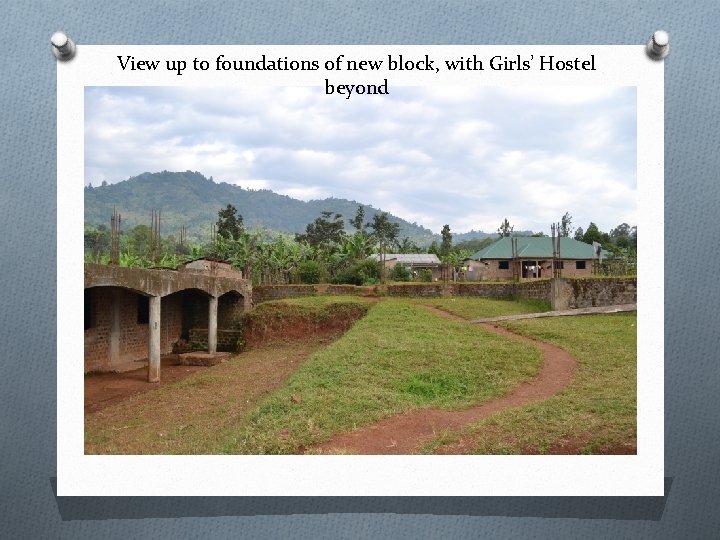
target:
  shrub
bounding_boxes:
[419,269,433,282]
[297,260,326,284]
[391,264,411,282]
[333,259,381,286]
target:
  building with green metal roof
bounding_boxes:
[464,237,603,280]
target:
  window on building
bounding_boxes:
[576,260,586,270]
[137,295,150,324]
[498,261,509,270]
[556,261,565,269]
[84,289,92,330]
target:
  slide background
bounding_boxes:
[2,1,718,537]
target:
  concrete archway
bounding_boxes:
[84,264,252,382]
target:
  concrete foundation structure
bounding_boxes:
[84,263,252,382]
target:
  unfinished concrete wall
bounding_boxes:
[84,264,252,310]
[182,259,242,279]
[84,264,254,376]
[84,287,183,373]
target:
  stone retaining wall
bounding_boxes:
[252,285,318,304]
[551,277,637,310]
[252,278,636,310]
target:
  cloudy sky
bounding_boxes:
[85,85,636,235]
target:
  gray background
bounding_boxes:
[2,0,718,537]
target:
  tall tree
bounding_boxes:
[497,218,514,238]
[610,222,633,248]
[216,204,244,240]
[295,211,346,253]
[124,224,151,257]
[440,225,453,256]
[397,237,421,254]
[559,212,573,237]
[369,212,400,283]
[439,224,453,281]
[351,205,365,232]
[580,222,604,245]
[346,205,373,258]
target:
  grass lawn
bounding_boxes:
[408,296,551,319]
[423,312,637,455]
[265,295,376,307]
[219,300,540,454]
[85,297,541,454]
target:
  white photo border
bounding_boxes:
[59,45,663,496]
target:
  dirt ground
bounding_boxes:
[84,355,207,413]
[84,307,368,415]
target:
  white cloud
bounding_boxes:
[85,85,636,235]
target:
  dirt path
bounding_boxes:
[310,307,577,455]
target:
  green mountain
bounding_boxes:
[85,171,450,244]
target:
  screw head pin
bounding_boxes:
[51,31,76,61]
[646,30,669,60]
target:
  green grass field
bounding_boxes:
[422,312,637,454]
[219,300,540,454]
[408,296,551,319]
[85,297,541,454]
[85,296,636,455]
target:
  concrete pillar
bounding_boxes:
[208,295,218,354]
[109,288,121,368]
[147,295,161,383]
[550,278,571,311]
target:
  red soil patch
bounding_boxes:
[310,307,578,455]
[84,355,206,414]
[242,302,371,347]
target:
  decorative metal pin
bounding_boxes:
[646,30,669,60]
[51,31,76,61]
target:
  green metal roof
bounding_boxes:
[470,237,599,260]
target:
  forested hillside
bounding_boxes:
[85,171,448,243]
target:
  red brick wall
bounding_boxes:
[84,288,113,372]
[84,287,183,373]
[218,292,245,329]
[465,259,594,280]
